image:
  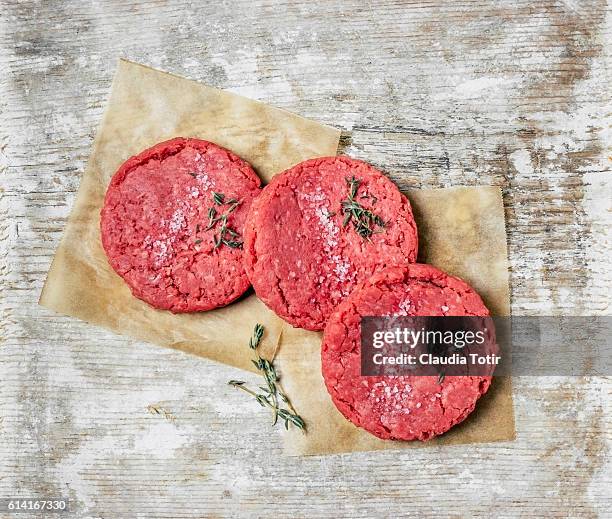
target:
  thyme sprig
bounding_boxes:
[229,324,305,431]
[203,192,243,249]
[341,176,386,240]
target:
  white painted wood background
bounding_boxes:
[1,1,611,517]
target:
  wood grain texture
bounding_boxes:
[0,0,610,517]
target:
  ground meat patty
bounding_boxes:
[100,137,261,312]
[322,264,492,441]
[243,156,418,330]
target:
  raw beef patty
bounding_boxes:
[322,264,492,441]
[101,137,261,312]
[243,156,418,330]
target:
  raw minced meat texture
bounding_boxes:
[321,264,492,441]
[243,156,418,330]
[100,137,261,312]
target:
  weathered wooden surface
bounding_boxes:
[0,1,610,517]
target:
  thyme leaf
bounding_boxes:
[222,239,243,249]
[205,192,243,249]
[249,323,264,349]
[229,324,305,431]
[340,176,386,241]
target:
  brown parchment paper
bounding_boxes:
[39,59,341,368]
[39,59,514,454]
[278,186,515,455]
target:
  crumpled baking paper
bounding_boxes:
[278,186,515,455]
[39,60,514,455]
[39,59,340,367]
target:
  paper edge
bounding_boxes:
[39,61,123,309]
[118,58,341,143]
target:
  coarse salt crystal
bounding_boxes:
[302,191,356,286]
[169,212,184,234]
[196,173,212,191]
[392,298,412,316]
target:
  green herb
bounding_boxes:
[437,371,446,384]
[341,176,386,240]
[189,172,198,178]
[249,323,264,348]
[222,239,243,249]
[205,192,243,249]
[229,324,305,431]
[194,239,202,245]
[212,191,225,205]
